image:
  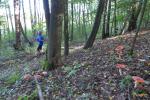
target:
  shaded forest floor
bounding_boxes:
[0,30,150,100]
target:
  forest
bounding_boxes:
[0,0,150,99]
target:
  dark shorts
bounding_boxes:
[37,44,43,51]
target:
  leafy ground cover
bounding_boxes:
[0,30,150,100]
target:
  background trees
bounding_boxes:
[0,0,149,67]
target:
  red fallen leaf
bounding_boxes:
[23,74,32,81]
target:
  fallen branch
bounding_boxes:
[34,76,44,100]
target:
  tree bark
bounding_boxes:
[21,0,27,35]
[43,0,50,60]
[8,5,14,33]
[105,0,111,38]
[83,11,87,41]
[64,0,69,56]
[0,29,1,43]
[47,0,64,68]
[102,0,108,39]
[84,0,105,49]
[5,6,11,44]
[14,0,22,50]
[127,0,142,32]
[114,0,117,35]
[19,22,32,46]
[43,0,50,32]
[70,0,73,41]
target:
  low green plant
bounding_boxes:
[28,89,38,100]
[132,89,148,97]
[17,89,38,100]
[119,75,132,91]
[5,71,20,84]
[40,60,49,70]
[63,63,82,77]
[18,96,28,100]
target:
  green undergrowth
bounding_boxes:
[17,89,38,100]
[5,71,21,85]
[63,62,82,77]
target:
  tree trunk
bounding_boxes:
[84,0,105,49]
[8,5,14,33]
[105,0,111,38]
[64,0,69,56]
[43,0,50,32]
[43,0,50,61]
[127,0,142,32]
[19,22,32,46]
[47,0,64,69]
[70,0,73,41]
[114,0,117,35]
[102,0,108,39]
[14,0,22,50]
[0,29,1,43]
[5,6,11,44]
[78,3,81,35]
[83,11,87,41]
[29,0,33,33]
[21,0,27,35]
[130,0,148,55]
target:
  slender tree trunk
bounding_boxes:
[70,0,73,41]
[87,7,91,27]
[33,0,37,35]
[83,2,87,41]
[34,0,37,24]
[0,29,1,43]
[105,0,111,38]
[78,3,81,35]
[8,5,14,33]
[89,3,93,25]
[47,0,64,68]
[145,11,150,28]
[21,0,27,35]
[43,0,50,63]
[83,11,87,41]
[102,0,108,39]
[14,0,22,49]
[127,0,142,31]
[130,0,148,55]
[84,0,105,49]
[114,0,117,34]
[43,0,50,32]
[5,6,11,44]
[29,0,33,32]
[64,0,69,56]
[19,22,32,46]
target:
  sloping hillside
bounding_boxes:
[0,30,150,100]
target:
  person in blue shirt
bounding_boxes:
[36,31,44,53]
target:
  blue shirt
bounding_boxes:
[36,34,44,45]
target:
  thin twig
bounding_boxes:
[34,76,44,100]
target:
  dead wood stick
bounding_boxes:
[34,77,44,100]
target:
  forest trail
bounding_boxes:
[0,30,150,99]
